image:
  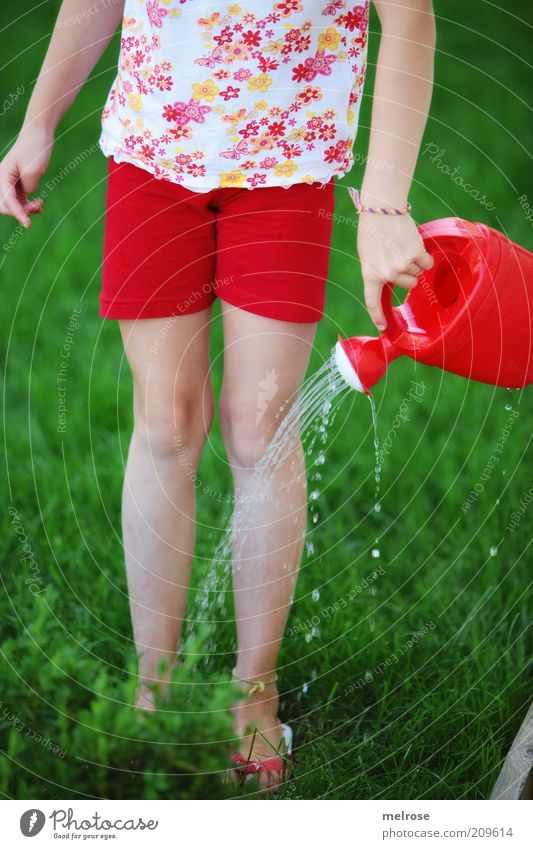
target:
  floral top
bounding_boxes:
[99,0,369,191]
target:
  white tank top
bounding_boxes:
[99,0,369,191]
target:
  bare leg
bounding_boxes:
[219,303,316,758]
[119,309,213,709]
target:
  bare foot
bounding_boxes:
[232,681,291,789]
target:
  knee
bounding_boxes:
[219,396,279,470]
[134,391,214,465]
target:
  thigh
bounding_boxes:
[219,301,317,438]
[101,158,217,320]
[213,179,335,324]
[119,308,213,416]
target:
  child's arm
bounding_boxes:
[0,0,125,229]
[358,0,436,330]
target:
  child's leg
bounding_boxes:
[119,310,213,709]
[219,302,316,754]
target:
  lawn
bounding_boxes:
[0,0,531,799]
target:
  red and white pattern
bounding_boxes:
[99,0,369,190]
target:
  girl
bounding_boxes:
[0,0,435,786]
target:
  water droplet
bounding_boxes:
[311,625,320,638]
[502,469,507,476]
[495,498,500,506]
[369,617,376,632]
[312,512,319,524]
[374,503,381,513]
[309,489,320,501]
[312,588,320,602]
[311,669,318,680]
[306,540,315,557]
[305,632,312,643]
[315,453,325,466]
[364,670,373,683]
[369,585,377,597]
[490,545,498,557]
[302,682,309,694]
[505,403,512,411]
[371,548,380,558]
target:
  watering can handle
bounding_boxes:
[380,281,396,330]
[379,218,482,330]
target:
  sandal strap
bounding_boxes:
[232,668,278,696]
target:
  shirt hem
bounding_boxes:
[99,133,350,194]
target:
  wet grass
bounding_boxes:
[1,0,531,799]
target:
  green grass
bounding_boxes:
[1,1,532,799]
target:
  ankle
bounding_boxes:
[233,674,281,735]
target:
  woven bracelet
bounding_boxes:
[349,187,412,216]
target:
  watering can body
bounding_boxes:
[336,218,533,394]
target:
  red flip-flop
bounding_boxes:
[229,724,293,790]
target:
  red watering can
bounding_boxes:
[335,218,533,394]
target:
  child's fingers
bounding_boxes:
[364,278,387,331]
[394,272,419,289]
[0,177,31,228]
[23,198,44,215]
[414,247,434,270]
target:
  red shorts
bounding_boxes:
[100,157,335,323]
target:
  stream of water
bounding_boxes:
[187,349,383,662]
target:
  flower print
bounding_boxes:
[293,35,312,54]
[318,27,341,51]
[247,73,273,92]
[242,30,262,47]
[258,56,280,73]
[192,80,220,102]
[187,163,207,177]
[140,143,156,159]
[220,85,240,100]
[224,41,250,63]
[164,98,211,126]
[282,143,303,158]
[213,25,234,46]
[219,170,247,187]
[338,4,369,33]
[154,74,173,92]
[274,0,303,18]
[247,173,268,187]
[147,1,168,29]
[259,157,278,169]
[128,93,143,112]
[233,68,253,81]
[169,125,193,140]
[249,133,276,154]
[239,120,260,138]
[297,85,323,105]
[318,123,336,140]
[274,160,298,178]
[268,120,286,138]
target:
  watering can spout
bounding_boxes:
[335,334,399,395]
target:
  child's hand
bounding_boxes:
[0,128,53,229]
[357,212,434,331]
